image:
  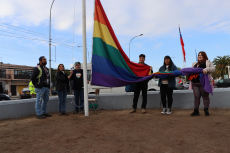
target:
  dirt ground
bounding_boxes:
[0,109,230,153]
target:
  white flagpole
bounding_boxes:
[90,0,96,84]
[82,0,89,116]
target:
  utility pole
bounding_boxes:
[49,0,56,95]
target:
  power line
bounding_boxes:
[0,53,41,62]
[0,33,48,42]
[0,41,87,58]
[0,29,77,48]
[72,0,77,66]
[0,44,82,59]
[0,53,81,64]
[0,22,76,43]
[0,45,80,59]
[0,26,83,47]
[0,32,82,50]
[0,22,92,47]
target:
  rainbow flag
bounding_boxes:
[91,0,152,87]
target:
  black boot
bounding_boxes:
[204,108,210,116]
[36,115,46,119]
[42,114,52,117]
[191,109,200,116]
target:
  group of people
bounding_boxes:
[31,56,85,119]
[31,51,215,119]
[130,51,215,116]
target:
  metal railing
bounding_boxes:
[0,74,11,79]
[14,75,31,79]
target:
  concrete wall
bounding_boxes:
[0,88,230,120]
[97,88,230,110]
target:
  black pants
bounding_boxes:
[132,83,148,109]
[160,84,173,108]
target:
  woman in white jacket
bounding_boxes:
[189,51,215,116]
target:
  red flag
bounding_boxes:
[179,27,186,63]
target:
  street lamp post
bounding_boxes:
[129,34,143,59]
[49,0,56,95]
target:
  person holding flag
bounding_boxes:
[189,51,215,116]
[130,54,153,114]
[68,62,86,114]
[158,56,178,115]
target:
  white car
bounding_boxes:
[182,82,190,89]
[88,79,160,94]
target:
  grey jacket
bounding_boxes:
[158,65,178,88]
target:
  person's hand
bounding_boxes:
[203,69,207,74]
[150,66,152,70]
[32,93,34,96]
[68,70,73,79]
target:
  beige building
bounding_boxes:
[0,63,34,96]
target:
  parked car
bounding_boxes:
[87,79,160,94]
[20,88,31,99]
[0,93,11,101]
[51,90,57,95]
[215,79,230,88]
[175,77,184,90]
[182,82,190,89]
[149,77,183,90]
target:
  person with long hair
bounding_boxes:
[190,51,215,116]
[55,64,69,116]
[158,56,178,115]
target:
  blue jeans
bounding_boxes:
[35,87,49,115]
[74,88,84,110]
[57,89,67,112]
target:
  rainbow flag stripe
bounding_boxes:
[91,0,152,87]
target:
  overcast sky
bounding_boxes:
[0,0,230,71]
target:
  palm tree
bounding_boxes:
[212,55,230,79]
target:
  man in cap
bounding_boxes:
[68,62,84,114]
[31,56,52,119]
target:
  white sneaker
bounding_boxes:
[166,108,172,115]
[161,108,167,114]
[142,108,146,114]
[130,108,136,113]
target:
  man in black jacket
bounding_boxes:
[130,54,153,114]
[68,62,84,114]
[31,56,52,119]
